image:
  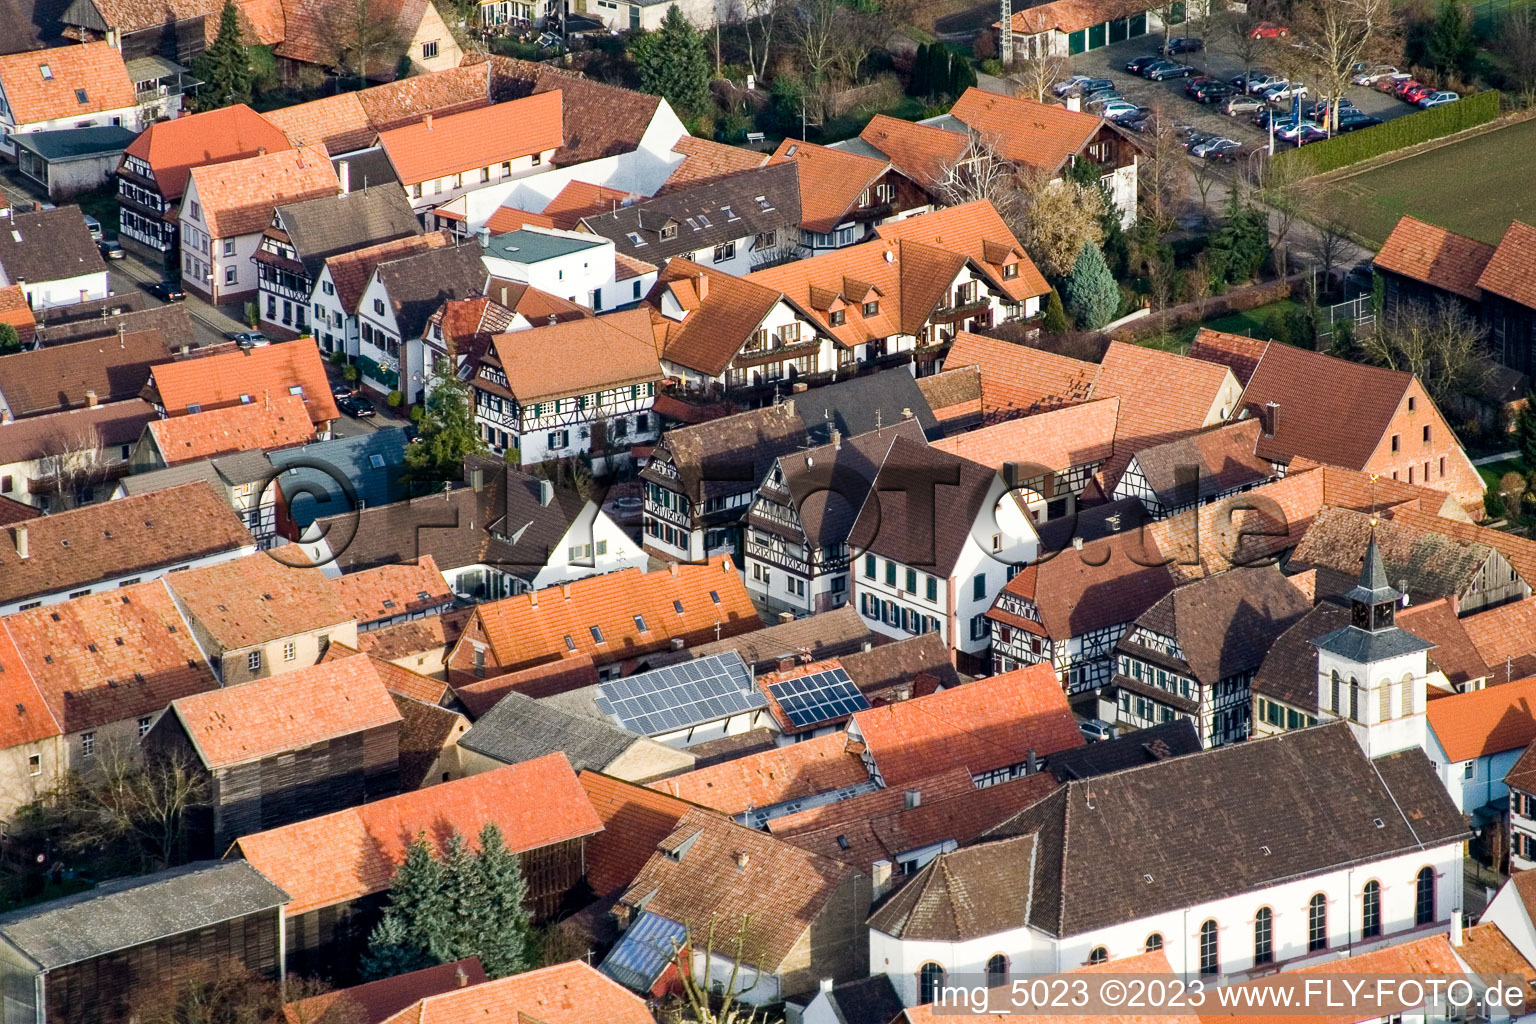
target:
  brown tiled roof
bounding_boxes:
[367,652,450,706]
[328,556,453,628]
[1251,600,1345,713]
[876,200,1050,303]
[0,328,172,418]
[0,497,33,528]
[0,400,155,468]
[186,146,338,239]
[483,308,661,405]
[1397,597,1491,688]
[354,608,468,665]
[170,654,400,769]
[1478,220,1536,310]
[539,179,638,229]
[916,365,983,423]
[1091,340,1236,488]
[1389,507,1536,590]
[649,258,786,376]
[272,0,428,78]
[578,770,699,898]
[1427,675,1536,761]
[146,392,313,465]
[619,807,854,971]
[390,692,466,790]
[1188,327,1268,387]
[371,242,489,341]
[1290,506,1493,605]
[848,434,1001,573]
[452,654,598,718]
[377,92,562,186]
[4,578,220,735]
[0,42,135,124]
[121,104,291,202]
[837,631,961,702]
[1374,215,1497,301]
[283,959,488,1024]
[83,0,220,34]
[658,604,880,673]
[645,401,805,504]
[851,665,1083,786]
[147,339,340,427]
[1506,741,1536,796]
[0,285,36,344]
[994,529,1174,640]
[869,830,1038,942]
[648,731,869,814]
[859,113,969,187]
[324,232,451,315]
[772,421,925,552]
[0,621,62,748]
[659,135,768,193]
[933,397,1117,472]
[1126,418,1272,505]
[0,482,253,608]
[945,331,1098,419]
[32,303,196,353]
[767,137,889,234]
[999,0,1160,38]
[1462,597,1536,678]
[469,557,761,675]
[165,550,353,651]
[904,950,1192,1024]
[231,754,602,915]
[529,71,661,167]
[378,962,653,1024]
[949,87,1102,174]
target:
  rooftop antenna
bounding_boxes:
[875,408,882,429]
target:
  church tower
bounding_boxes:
[1312,530,1434,758]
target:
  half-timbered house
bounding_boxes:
[767,138,930,251]
[354,241,488,402]
[1110,418,1277,518]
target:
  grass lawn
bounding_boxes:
[1478,457,1530,489]
[1318,118,1536,246]
[1201,298,1306,340]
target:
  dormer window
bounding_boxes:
[1003,263,1019,279]
[863,300,879,316]
[829,310,846,326]
[660,223,677,241]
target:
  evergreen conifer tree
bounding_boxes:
[360,835,442,980]
[473,823,535,978]
[403,353,486,489]
[191,0,253,110]
[1063,242,1119,330]
[632,7,712,119]
[1042,288,1071,334]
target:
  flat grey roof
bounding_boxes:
[484,229,604,264]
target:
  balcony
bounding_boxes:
[930,297,992,325]
[746,538,810,576]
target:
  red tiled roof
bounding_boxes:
[121,104,292,201]
[284,959,488,1024]
[876,200,1050,303]
[767,138,889,234]
[481,205,558,233]
[648,258,785,377]
[484,308,662,405]
[328,556,453,628]
[660,135,767,194]
[1426,674,1536,761]
[851,666,1083,786]
[1462,597,1536,675]
[860,113,970,186]
[171,654,400,769]
[186,145,338,239]
[324,232,452,315]
[378,962,653,1024]
[647,731,870,814]
[0,42,136,125]
[1477,220,1536,310]
[933,397,1117,472]
[452,654,598,717]
[539,179,638,230]
[148,339,341,427]
[0,625,61,748]
[231,753,602,914]
[0,285,37,344]
[999,0,1163,37]
[165,550,353,652]
[994,529,1175,637]
[1375,215,1497,301]
[1187,327,1269,388]
[377,92,562,187]
[949,87,1103,174]
[944,331,1099,419]
[146,392,314,465]
[578,769,698,898]
[1397,598,1491,689]
[325,641,449,705]
[4,578,220,735]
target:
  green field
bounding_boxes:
[1320,118,1536,246]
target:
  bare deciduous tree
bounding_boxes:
[1501,8,1536,104]
[933,129,1025,225]
[64,738,209,872]
[1138,109,1192,229]
[37,424,114,510]
[791,0,845,85]
[1221,5,1270,79]
[1289,0,1394,133]
[326,0,408,85]
[1009,50,1073,102]
[1260,155,1317,276]
[735,0,780,81]
[1361,297,1495,410]
[664,915,764,1024]
[1307,207,1355,286]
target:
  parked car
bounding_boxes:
[1249,20,1289,37]
[1148,61,1195,80]
[1071,77,1116,96]
[1244,72,1286,94]
[1263,81,1308,103]
[1080,718,1117,742]
[97,238,124,260]
[330,380,355,398]
[1122,109,1157,132]
[83,215,102,241]
[1401,82,1436,104]
[1352,64,1400,85]
[225,330,270,347]
[1182,129,1219,152]
[1335,113,1383,132]
[1253,109,1299,131]
[1124,55,1162,74]
[1229,68,1274,92]
[1052,74,1094,96]
[1393,78,1427,99]
[1100,101,1142,121]
[145,280,185,302]
[1419,90,1459,107]
[1162,36,1203,54]
[1083,90,1125,109]
[336,394,376,418]
[1192,137,1243,160]
[1223,93,1264,116]
[1191,80,1233,103]
[1275,120,1322,144]
[1185,75,1217,95]
[1375,74,1414,93]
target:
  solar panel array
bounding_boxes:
[768,667,870,728]
[595,652,763,736]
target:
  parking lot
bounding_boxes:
[1068,33,1418,156]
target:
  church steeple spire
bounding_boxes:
[1348,524,1402,632]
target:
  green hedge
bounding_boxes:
[1273,90,1500,177]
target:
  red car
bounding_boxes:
[1400,82,1435,103]
[1393,78,1425,98]
[1249,20,1289,37]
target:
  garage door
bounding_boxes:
[1108,17,1128,42]
[1128,12,1147,35]
[1088,21,1107,49]
[1068,29,1085,53]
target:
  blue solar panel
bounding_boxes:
[768,666,870,728]
[600,912,687,992]
[596,652,764,736]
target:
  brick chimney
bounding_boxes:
[13,526,28,560]
[696,271,709,301]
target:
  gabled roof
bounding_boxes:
[1396,597,1491,688]
[379,961,654,1024]
[322,231,451,315]
[848,435,1003,574]
[230,754,602,915]
[1374,215,1497,301]
[284,958,488,1024]
[145,391,313,465]
[0,626,61,749]
[646,401,804,502]
[376,92,563,186]
[869,831,1038,941]
[851,664,1082,785]
[1427,674,1536,762]
[1125,418,1272,506]
[452,654,599,717]
[1091,340,1237,488]
[0,285,35,345]
[272,183,421,278]
[1187,327,1267,387]
[648,731,870,814]
[1290,506,1498,606]
[1388,506,1536,591]
[0,861,286,971]
[0,41,134,124]
[997,0,1162,38]
[579,770,699,899]
[170,654,400,769]
[660,134,768,193]
[0,206,104,287]
[656,604,879,674]
[1047,718,1202,781]
[31,302,195,352]
[268,427,411,527]
[1477,220,1536,311]
[944,331,1098,419]
[619,807,855,971]
[355,609,468,666]
[859,113,970,187]
[769,421,926,551]
[147,338,340,427]
[932,397,1117,473]
[0,482,252,609]
[768,137,890,234]
[165,550,353,651]
[528,70,663,167]
[4,576,221,734]
[481,307,661,405]
[1463,596,1536,681]
[371,242,488,340]
[916,364,983,427]
[458,690,691,776]
[992,529,1175,642]
[838,631,962,701]
[328,556,452,628]
[537,179,638,229]
[186,145,338,239]
[946,87,1103,174]
[120,104,291,201]
[875,200,1050,304]
[648,257,788,377]
[0,399,154,468]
